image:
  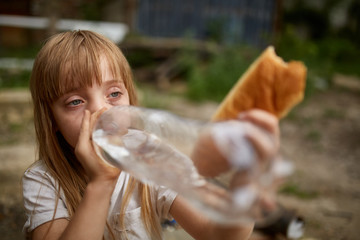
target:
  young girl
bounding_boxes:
[22,30,280,240]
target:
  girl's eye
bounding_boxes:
[68,99,83,106]
[109,91,122,98]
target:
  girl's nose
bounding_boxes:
[88,98,107,114]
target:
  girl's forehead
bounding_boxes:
[57,56,119,96]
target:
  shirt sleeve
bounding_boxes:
[154,185,178,220]
[22,162,69,233]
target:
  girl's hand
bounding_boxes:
[75,109,120,185]
[193,109,280,177]
[231,109,282,212]
[238,109,280,162]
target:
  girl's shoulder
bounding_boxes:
[24,160,48,176]
[22,160,70,233]
[25,159,47,171]
[22,160,56,186]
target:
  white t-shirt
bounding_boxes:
[22,160,177,239]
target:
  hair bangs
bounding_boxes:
[56,46,103,100]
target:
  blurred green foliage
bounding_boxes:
[0,44,41,59]
[178,43,260,102]
[280,182,319,200]
[275,26,360,98]
[0,45,38,89]
[79,0,112,21]
[125,48,156,68]
[305,129,322,142]
[0,70,31,89]
[137,85,170,109]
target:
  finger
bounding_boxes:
[238,109,279,137]
[258,191,277,212]
[240,110,280,153]
[245,125,278,162]
[78,110,91,145]
[229,170,252,189]
[75,110,92,167]
[90,107,108,133]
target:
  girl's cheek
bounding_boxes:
[112,99,129,107]
[68,116,86,147]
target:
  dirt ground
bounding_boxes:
[0,78,359,240]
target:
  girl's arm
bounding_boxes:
[170,195,254,240]
[32,180,115,240]
[32,110,120,240]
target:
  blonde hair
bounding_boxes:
[30,30,161,239]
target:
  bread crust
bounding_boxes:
[211,46,307,121]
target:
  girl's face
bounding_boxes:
[51,58,130,148]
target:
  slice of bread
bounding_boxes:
[211,46,307,121]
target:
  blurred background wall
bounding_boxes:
[0,0,279,48]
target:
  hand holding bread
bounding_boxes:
[194,46,306,176]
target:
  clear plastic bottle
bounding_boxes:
[92,105,295,227]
